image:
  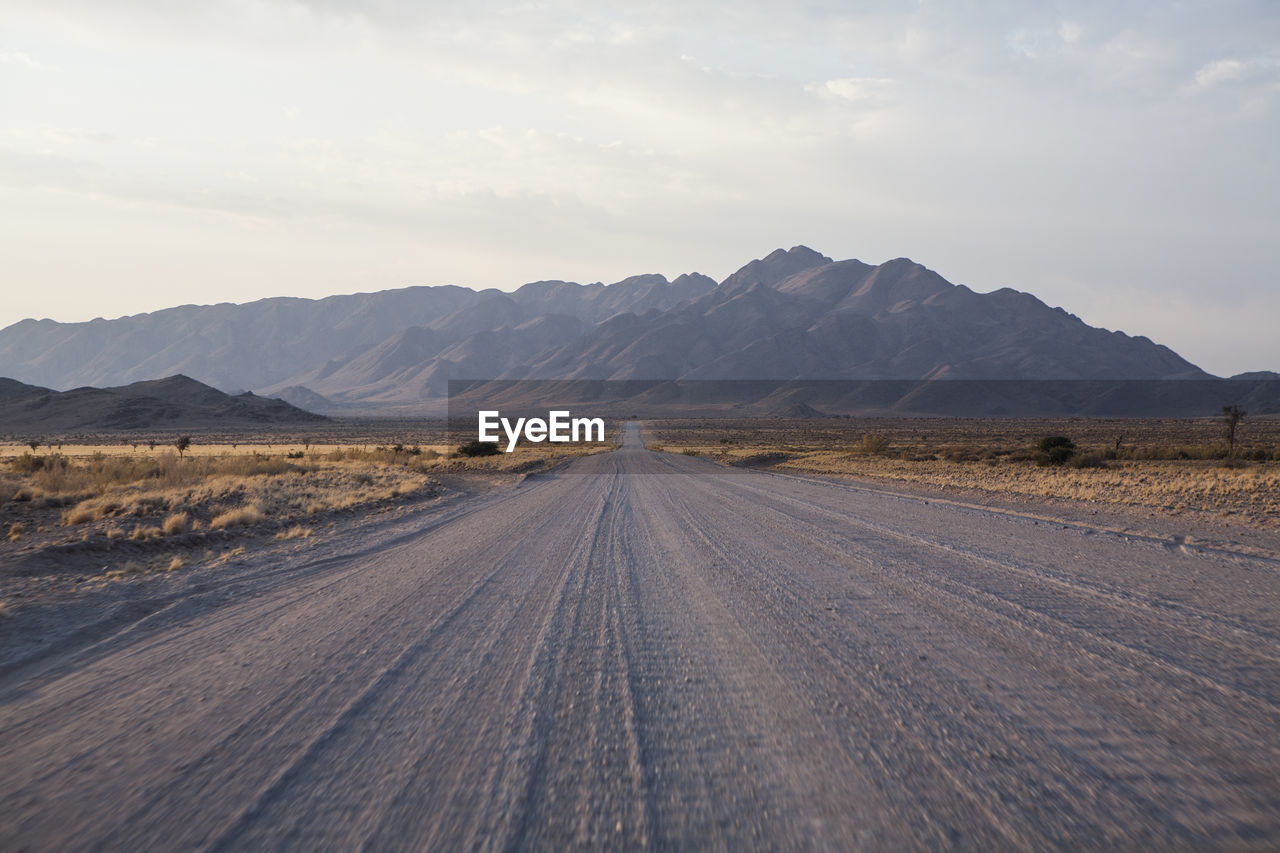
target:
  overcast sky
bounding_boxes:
[2,0,1276,375]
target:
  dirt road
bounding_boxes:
[2,424,1278,849]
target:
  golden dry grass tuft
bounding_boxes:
[7,522,23,542]
[210,505,264,530]
[162,512,189,535]
[274,525,312,541]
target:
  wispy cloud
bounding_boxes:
[0,49,42,69]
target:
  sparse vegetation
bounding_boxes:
[457,439,500,457]
[210,505,264,530]
[175,435,192,457]
[1224,405,1245,457]
[1,443,446,553]
[644,417,1280,525]
[1035,436,1076,467]
[854,433,890,455]
[162,512,190,535]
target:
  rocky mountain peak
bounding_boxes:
[719,246,834,293]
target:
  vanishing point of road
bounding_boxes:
[2,425,1278,849]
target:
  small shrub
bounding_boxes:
[162,512,190,535]
[1035,436,1076,467]
[11,453,46,474]
[457,440,500,457]
[854,434,890,455]
[105,526,126,540]
[1038,436,1075,453]
[1068,453,1105,469]
[167,555,185,572]
[210,504,264,529]
[63,503,99,525]
[7,522,24,542]
[286,450,305,459]
[130,525,163,540]
[274,525,312,541]
[681,448,700,456]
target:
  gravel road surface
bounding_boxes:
[2,424,1278,850]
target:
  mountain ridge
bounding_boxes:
[0,374,326,432]
[3,246,1263,412]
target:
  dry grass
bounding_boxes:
[645,417,1280,526]
[1,447,440,547]
[274,525,313,541]
[7,523,23,542]
[210,505,264,530]
[777,452,1280,520]
[130,525,163,541]
[162,512,189,535]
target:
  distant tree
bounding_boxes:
[175,435,192,457]
[148,440,157,451]
[1223,406,1246,457]
[26,438,40,452]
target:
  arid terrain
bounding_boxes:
[646,416,1280,529]
[0,425,615,651]
[1,420,1278,849]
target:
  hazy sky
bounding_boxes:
[2,1,1277,375]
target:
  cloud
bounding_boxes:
[0,49,42,69]
[1192,55,1280,90]
[805,77,896,106]
[1194,58,1249,87]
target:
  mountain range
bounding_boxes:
[0,375,324,433]
[1,246,1267,415]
